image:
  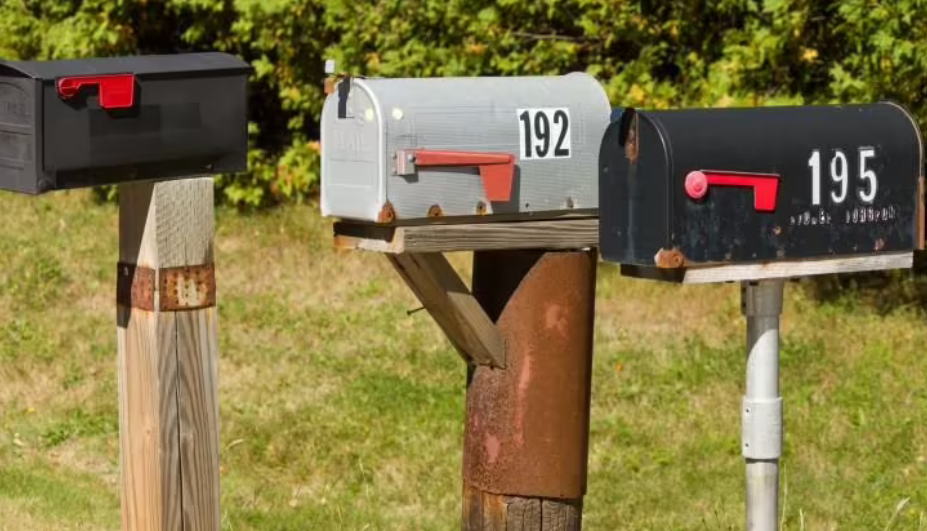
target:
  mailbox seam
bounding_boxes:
[646,113,676,253]
[353,78,388,221]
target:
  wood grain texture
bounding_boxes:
[177,308,221,530]
[334,218,597,254]
[463,487,582,530]
[621,251,913,284]
[540,499,581,531]
[118,178,219,531]
[119,179,215,269]
[387,253,505,368]
[117,309,180,531]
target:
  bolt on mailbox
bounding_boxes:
[321,74,611,223]
[600,103,924,281]
[0,52,250,194]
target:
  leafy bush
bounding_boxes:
[2,1,927,208]
[0,0,330,207]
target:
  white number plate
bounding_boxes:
[517,108,572,160]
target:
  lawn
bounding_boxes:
[0,189,926,530]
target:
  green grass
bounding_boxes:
[1,189,927,529]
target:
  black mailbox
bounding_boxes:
[0,52,250,194]
[600,103,924,280]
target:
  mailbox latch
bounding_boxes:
[394,149,516,202]
[685,170,780,212]
[57,74,137,110]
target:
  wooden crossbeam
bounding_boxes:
[622,251,914,284]
[387,252,505,368]
[335,218,598,254]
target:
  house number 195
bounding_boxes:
[808,147,878,206]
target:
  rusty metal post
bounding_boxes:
[463,249,596,530]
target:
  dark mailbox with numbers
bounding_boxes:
[0,52,250,194]
[599,103,924,275]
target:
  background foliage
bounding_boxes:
[2,0,926,207]
[1,0,927,303]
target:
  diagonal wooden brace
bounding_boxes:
[387,252,506,368]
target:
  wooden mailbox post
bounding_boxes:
[0,52,251,530]
[599,104,924,531]
[322,73,611,529]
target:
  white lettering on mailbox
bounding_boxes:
[517,108,572,160]
[808,147,879,207]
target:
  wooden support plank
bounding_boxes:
[334,218,598,254]
[118,178,220,531]
[387,253,505,368]
[621,251,913,284]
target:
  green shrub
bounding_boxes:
[3,1,927,206]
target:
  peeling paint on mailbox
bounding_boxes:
[321,74,611,223]
[599,103,925,273]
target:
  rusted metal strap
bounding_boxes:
[117,264,156,311]
[117,263,216,311]
[464,250,596,499]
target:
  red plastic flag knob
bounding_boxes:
[685,171,709,200]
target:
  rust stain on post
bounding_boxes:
[160,265,216,311]
[117,263,156,311]
[464,249,596,499]
[116,263,216,311]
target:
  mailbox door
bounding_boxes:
[0,76,39,193]
[320,81,383,221]
[43,73,247,185]
[599,112,672,265]
[662,104,922,264]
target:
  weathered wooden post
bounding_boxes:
[117,179,220,530]
[0,52,250,529]
[599,104,924,531]
[321,72,611,528]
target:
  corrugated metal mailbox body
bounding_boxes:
[600,103,924,273]
[0,52,250,194]
[321,74,611,223]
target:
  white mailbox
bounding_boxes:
[321,74,611,223]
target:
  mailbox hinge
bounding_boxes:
[394,149,516,203]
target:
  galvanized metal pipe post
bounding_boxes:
[462,249,596,530]
[741,280,785,531]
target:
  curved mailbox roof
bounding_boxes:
[0,52,250,79]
